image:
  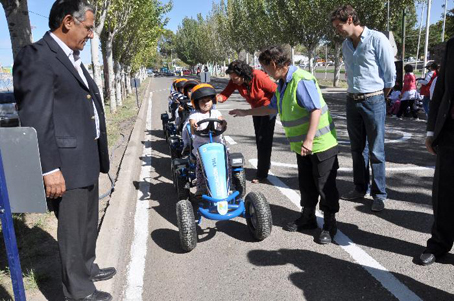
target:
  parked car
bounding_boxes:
[0,91,19,127]
[182,69,191,76]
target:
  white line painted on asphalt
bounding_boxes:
[124,92,153,300]
[268,161,434,172]
[224,136,237,145]
[276,114,413,145]
[249,159,423,301]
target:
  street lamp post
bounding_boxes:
[423,0,432,77]
[442,0,448,42]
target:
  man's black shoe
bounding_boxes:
[68,290,112,301]
[91,267,117,282]
[283,207,317,232]
[419,252,436,266]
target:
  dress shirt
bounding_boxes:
[342,27,396,94]
[269,66,321,113]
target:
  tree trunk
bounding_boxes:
[308,48,315,75]
[102,48,110,104]
[90,32,104,107]
[1,0,33,60]
[333,42,342,87]
[105,33,116,113]
[120,64,126,100]
[114,60,122,107]
[126,67,132,95]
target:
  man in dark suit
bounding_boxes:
[419,37,454,266]
[14,1,115,300]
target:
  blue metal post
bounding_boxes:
[0,150,26,301]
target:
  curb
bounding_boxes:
[95,84,151,298]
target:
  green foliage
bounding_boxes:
[102,0,171,74]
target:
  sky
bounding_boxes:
[0,0,450,67]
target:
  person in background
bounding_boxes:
[396,64,418,120]
[217,60,277,183]
[417,62,438,117]
[387,85,401,116]
[331,5,396,212]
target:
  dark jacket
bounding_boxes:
[13,32,109,190]
[427,37,454,146]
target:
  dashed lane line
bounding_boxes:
[249,158,423,301]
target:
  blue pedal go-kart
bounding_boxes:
[175,118,273,252]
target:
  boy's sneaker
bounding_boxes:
[341,189,365,200]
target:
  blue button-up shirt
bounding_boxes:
[342,27,396,94]
[269,66,321,112]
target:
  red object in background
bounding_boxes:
[183,69,191,76]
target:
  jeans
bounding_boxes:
[346,94,387,200]
[422,95,430,116]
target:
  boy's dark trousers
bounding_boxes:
[296,146,340,213]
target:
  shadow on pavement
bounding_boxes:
[355,205,432,234]
[247,248,454,301]
[0,216,64,300]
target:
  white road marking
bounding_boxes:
[249,158,423,301]
[224,136,237,145]
[124,92,153,300]
[268,161,434,172]
[277,114,413,145]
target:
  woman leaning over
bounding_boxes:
[216,60,277,183]
[229,46,340,244]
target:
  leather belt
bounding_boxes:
[347,90,383,101]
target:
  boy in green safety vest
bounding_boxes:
[229,45,340,244]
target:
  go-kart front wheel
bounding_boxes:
[176,199,197,252]
[245,192,272,241]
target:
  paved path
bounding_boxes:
[113,76,453,301]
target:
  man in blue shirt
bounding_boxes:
[331,5,396,212]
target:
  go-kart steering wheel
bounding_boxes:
[195,118,227,137]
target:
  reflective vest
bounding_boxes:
[276,68,338,154]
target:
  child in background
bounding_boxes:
[189,84,228,194]
[387,85,401,116]
[396,64,418,120]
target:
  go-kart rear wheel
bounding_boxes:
[245,192,272,241]
[232,169,246,199]
[176,171,190,200]
[176,199,197,252]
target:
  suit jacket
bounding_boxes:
[427,37,454,146]
[13,32,109,190]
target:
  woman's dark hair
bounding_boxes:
[258,45,291,68]
[49,0,94,31]
[404,64,414,73]
[330,5,361,26]
[226,60,253,84]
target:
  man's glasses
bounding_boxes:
[74,17,94,34]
